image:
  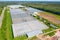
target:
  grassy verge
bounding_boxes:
[44,31,55,36]
[1,8,7,40]
[42,28,55,36]
[14,34,27,40]
[0,7,3,15]
[42,28,54,33]
[28,36,37,40]
[1,8,13,40]
[0,28,3,40]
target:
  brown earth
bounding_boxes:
[38,13,60,24]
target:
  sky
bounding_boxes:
[0,0,60,1]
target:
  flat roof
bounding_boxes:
[10,5,48,37]
[12,20,48,37]
[27,30,42,37]
[10,9,36,24]
[8,5,25,8]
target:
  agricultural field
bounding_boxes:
[37,12,60,25]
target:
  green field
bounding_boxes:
[1,8,13,40]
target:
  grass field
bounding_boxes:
[1,8,13,40]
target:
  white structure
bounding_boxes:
[12,20,48,37]
[32,12,38,16]
[27,30,42,37]
[10,5,48,37]
[8,5,25,9]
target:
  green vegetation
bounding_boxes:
[42,28,54,33]
[1,8,13,40]
[0,7,3,15]
[14,34,27,40]
[0,28,3,40]
[42,28,55,36]
[28,36,37,40]
[44,31,55,36]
